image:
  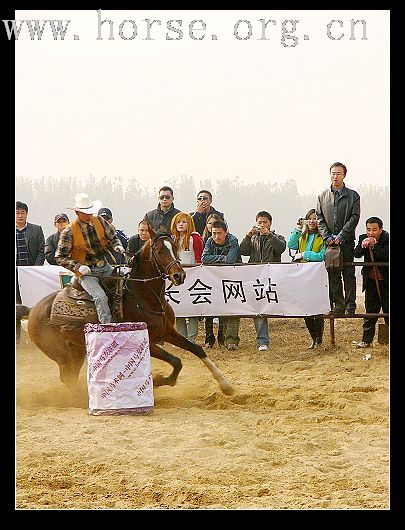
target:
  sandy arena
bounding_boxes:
[16,302,389,510]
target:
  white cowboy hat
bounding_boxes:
[67,193,102,214]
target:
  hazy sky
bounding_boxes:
[14,9,389,195]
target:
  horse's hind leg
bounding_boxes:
[164,327,234,395]
[59,341,87,390]
[149,343,182,388]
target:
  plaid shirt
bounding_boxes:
[55,216,122,271]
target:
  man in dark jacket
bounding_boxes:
[316,162,360,315]
[16,201,45,343]
[45,213,70,265]
[190,190,225,236]
[127,220,151,258]
[98,207,129,264]
[202,220,242,351]
[16,200,45,302]
[353,216,389,348]
[240,210,286,351]
[144,186,180,233]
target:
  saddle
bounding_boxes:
[50,275,126,326]
[50,283,99,325]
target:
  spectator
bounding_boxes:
[55,193,125,324]
[170,212,203,343]
[353,216,389,348]
[190,190,225,236]
[16,201,45,270]
[127,220,151,258]
[287,209,326,349]
[202,213,224,244]
[98,207,129,264]
[202,213,226,347]
[240,210,286,351]
[316,162,360,315]
[202,220,242,351]
[16,200,45,342]
[45,213,70,265]
[144,186,180,232]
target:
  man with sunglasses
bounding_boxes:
[143,186,180,233]
[190,190,225,236]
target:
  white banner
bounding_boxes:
[167,263,330,317]
[17,263,330,317]
[17,264,72,308]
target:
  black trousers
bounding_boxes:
[205,317,225,345]
[16,271,22,343]
[363,279,389,344]
[304,317,325,343]
[328,241,357,311]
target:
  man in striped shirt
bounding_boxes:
[16,201,45,342]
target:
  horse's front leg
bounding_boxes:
[164,327,234,396]
[149,343,182,388]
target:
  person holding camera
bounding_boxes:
[240,211,286,351]
[287,209,327,349]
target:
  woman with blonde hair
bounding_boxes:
[170,212,204,342]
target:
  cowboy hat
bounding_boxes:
[67,193,102,214]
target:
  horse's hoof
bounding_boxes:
[153,374,177,388]
[220,382,235,396]
[153,374,165,387]
[63,380,81,393]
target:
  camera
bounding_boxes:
[297,217,309,226]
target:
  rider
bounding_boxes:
[55,192,126,324]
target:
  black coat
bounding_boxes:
[24,223,45,265]
[144,204,180,233]
[353,230,389,291]
[127,234,147,256]
[45,231,61,265]
[190,206,224,236]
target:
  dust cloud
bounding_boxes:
[16,302,389,509]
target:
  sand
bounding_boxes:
[16,302,389,510]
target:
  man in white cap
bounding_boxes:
[55,193,125,323]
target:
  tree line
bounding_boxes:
[16,175,389,252]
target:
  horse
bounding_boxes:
[24,226,234,396]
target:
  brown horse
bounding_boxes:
[25,227,234,395]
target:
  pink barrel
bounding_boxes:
[84,322,154,415]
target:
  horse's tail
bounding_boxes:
[16,304,31,321]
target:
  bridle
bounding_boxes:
[149,233,181,280]
[124,233,181,315]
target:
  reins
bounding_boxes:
[85,234,181,315]
[124,234,180,315]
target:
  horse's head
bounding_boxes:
[149,230,186,286]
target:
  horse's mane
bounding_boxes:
[153,228,172,239]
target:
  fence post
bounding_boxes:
[330,317,336,347]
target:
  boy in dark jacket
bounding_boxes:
[353,216,389,348]
[45,213,70,265]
